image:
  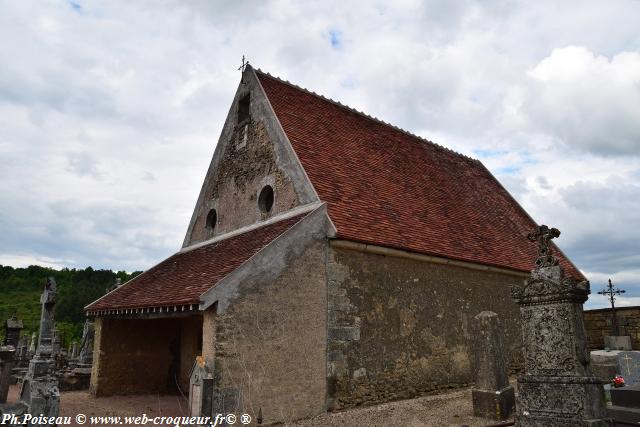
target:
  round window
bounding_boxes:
[258,185,274,213]
[206,209,217,229]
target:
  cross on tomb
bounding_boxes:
[597,278,626,335]
[622,354,634,376]
[527,225,561,268]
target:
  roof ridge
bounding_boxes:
[254,68,478,162]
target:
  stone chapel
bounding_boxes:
[85,65,585,424]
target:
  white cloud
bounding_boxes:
[521,46,640,155]
[0,0,638,306]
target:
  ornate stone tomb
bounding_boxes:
[512,225,612,426]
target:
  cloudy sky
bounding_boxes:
[1,1,638,308]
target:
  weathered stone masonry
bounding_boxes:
[584,306,640,350]
[326,243,525,409]
[183,69,316,248]
[188,119,300,244]
[198,207,332,425]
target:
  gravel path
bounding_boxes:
[288,388,502,427]
[7,385,509,427]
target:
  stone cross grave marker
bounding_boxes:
[512,225,612,426]
[19,277,60,423]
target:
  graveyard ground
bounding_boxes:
[7,384,505,427]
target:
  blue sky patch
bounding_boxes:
[495,165,521,175]
[329,29,342,48]
[69,1,82,13]
[473,148,508,158]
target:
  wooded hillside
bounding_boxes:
[0,265,141,347]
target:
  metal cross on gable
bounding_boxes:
[238,55,249,84]
[597,278,626,335]
[527,224,561,268]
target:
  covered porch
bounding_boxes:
[90,309,202,397]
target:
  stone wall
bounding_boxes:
[90,315,201,396]
[584,306,640,350]
[326,243,525,409]
[210,240,327,424]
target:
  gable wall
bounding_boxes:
[326,244,525,409]
[208,240,327,424]
[183,68,317,247]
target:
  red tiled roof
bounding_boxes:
[86,214,306,311]
[257,70,584,279]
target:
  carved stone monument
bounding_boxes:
[18,277,60,422]
[471,311,515,420]
[512,225,612,426]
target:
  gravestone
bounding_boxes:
[14,336,27,368]
[591,350,640,385]
[3,315,23,348]
[77,320,94,367]
[51,329,61,358]
[471,311,515,420]
[189,356,214,417]
[58,320,94,391]
[18,277,60,423]
[28,333,36,356]
[512,225,612,426]
[618,352,640,384]
[11,337,30,385]
[0,346,16,403]
[603,336,632,351]
[608,384,640,424]
[70,341,78,360]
